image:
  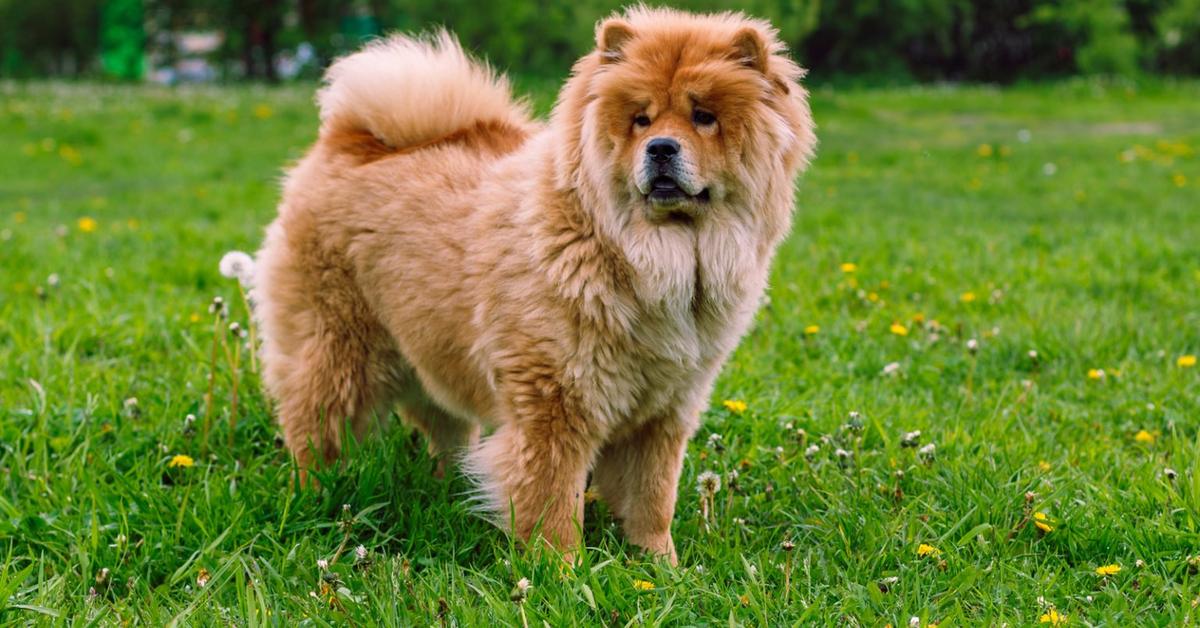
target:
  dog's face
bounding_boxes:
[583,12,813,223]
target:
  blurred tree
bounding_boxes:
[100,0,145,79]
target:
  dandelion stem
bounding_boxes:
[236,283,259,374]
[228,338,240,450]
[201,314,222,453]
[783,553,793,603]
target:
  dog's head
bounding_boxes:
[557,8,815,224]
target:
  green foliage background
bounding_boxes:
[2,0,1200,81]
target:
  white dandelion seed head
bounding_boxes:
[123,397,138,408]
[218,251,256,288]
[919,443,937,460]
[1164,467,1178,480]
[1135,559,1145,568]
[355,545,368,561]
[901,430,922,447]
[317,559,329,571]
[835,448,852,459]
[804,444,820,459]
[47,273,60,287]
[966,338,979,353]
[882,362,901,376]
[909,616,921,627]
[697,470,721,496]
[1017,129,1032,143]
[516,577,531,592]
[1042,162,1057,176]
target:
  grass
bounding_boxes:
[1,76,1199,625]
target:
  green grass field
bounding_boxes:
[2,78,1199,625]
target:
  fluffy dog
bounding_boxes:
[254,7,815,563]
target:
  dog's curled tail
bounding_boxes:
[317,31,530,151]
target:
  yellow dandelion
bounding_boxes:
[13,211,27,224]
[977,144,994,157]
[723,399,747,414]
[583,487,600,504]
[911,313,926,323]
[867,292,880,302]
[960,291,977,303]
[1133,430,1155,444]
[1039,607,1067,625]
[738,593,750,606]
[632,579,654,591]
[840,262,858,273]
[1038,460,1051,472]
[189,312,202,323]
[77,216,97,233]
[168,454,195,468]
[58,144,82,165]
[804,325,820,335]
[889,322,909,337]
[253,103,274,119]
[1087,368,1105,380]
[1173,173,1187,188]
[1095,564,1121,576]
[1177,355,1196,368]
[1033,512,1054,533]
[917,543,940,557]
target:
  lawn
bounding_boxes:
[1,77,1199,625]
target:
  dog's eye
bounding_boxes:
[692,109,717,126]
[633,114,651,128]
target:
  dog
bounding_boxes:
[254,6,815,563]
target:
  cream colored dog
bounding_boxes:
[254,7,815,563]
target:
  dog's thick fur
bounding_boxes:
[255,7,815,562]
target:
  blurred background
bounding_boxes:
[2,0,1199,84]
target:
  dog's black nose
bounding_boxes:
[646,138,680,163]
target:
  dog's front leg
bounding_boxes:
[592,417,692,565]
[465,396,597,557]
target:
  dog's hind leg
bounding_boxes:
[256,223,400,479]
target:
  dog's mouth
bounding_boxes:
[646,176,710,205]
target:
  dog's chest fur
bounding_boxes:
[564,214,767,431]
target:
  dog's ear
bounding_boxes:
[730,27,769,73]
[597,19,635,64]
